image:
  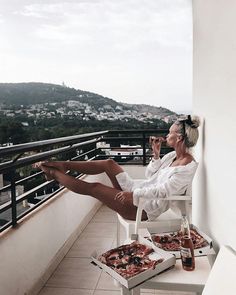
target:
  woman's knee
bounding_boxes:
[105,159,123,174]
[121,204,137,220]
[106,159,116,169]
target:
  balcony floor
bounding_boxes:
[38,205,195,295]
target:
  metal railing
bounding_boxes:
[0,129,170,233]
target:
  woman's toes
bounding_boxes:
[32,162,42,169]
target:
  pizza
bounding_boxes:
[98,241,164,279]
[151,229,209,252]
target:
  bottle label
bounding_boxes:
[180,247,193,267]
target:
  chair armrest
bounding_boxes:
[165,195,191,201]
[134,195,192,234]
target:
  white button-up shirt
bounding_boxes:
[116,151,198,220]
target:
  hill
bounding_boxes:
[0,82,180,145]
[0,82,176,116]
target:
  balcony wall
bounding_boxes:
[193,0,236,251]
[0,165,145,295]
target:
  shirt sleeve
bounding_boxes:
[145,151,176,179]
[133,168,194,218]
[145,158,162,178]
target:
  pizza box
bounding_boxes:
[91,234,176,290]
[145,224,215,258]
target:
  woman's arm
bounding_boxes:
[145,150,176,179]
[145,136,166,178]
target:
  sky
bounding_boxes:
[0,0,192,113]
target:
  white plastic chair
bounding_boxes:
[116,187,192,246]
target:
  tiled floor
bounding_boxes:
[38,205,195,295]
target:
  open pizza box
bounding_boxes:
[91,234,176,290]
[144,224,215,259]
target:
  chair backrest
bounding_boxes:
[202,245,236,295]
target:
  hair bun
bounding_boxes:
[190,115,200,128]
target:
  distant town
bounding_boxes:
[0,82,182,146]
[0,100,179,125]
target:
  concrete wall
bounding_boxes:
[192,0,236,251]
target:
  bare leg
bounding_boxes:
[42,159,123,190]
[41,165,147,220]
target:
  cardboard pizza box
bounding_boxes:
[145,224,215,258]
[91,234,176,290]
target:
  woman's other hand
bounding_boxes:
[114,191,133,205]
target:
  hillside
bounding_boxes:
[0,82,175,116]
[0,82,179,145]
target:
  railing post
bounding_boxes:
[10,170,17,227]
[142,132,146,166]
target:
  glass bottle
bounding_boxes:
[180,215,195,271]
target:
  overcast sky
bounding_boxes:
[0,0,192,113]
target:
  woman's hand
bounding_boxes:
[149,136,165,159]
[114,191,133,205]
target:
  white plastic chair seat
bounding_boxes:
[116,194,192,246]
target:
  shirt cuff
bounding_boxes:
[150,157,161,168]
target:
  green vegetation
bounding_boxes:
[0,115,169,144]
[0,82,174,145]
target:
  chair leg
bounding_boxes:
[127,224,132,241]
[116,217,121,246]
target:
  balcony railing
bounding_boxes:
[0,129,170,233]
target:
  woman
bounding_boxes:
[36,115,200,221]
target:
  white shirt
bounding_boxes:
[116,151,198,220]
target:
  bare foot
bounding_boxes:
[32,161,45,169]
[40,161,67,174]
[34,162,58,181]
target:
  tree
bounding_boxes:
[0,120,29,144]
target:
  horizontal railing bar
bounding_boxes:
[0,180,55,213]
[16,192,61,221]
[15,170,86,222]
[107,129,168,134]
[0,130,109,156]
[0,220,12,233]
[15,180,57,204]
[0,148,98,193]
[103,137,166,141]
[0,171,43,193]
[96,152,169,158]
[0,138,101,174]
[14,156,97,205]
[99,146,171,151]
[0,200,12,213]
[71,148,97,161]
[0,154,98,216]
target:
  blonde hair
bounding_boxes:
[175,115,200,148]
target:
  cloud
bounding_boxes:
[0,0,192,112]
[13,0,191,51]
